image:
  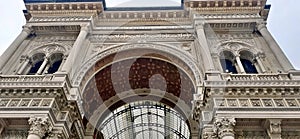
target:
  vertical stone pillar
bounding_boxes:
[195,22,215,72]
[36,57,49,75]
[257,22,293,72]
[61,24,89,75]
[17,56,30,75]
[214,117,236,139]
[235,55,245,73]
[266,119,282,139]
[0,25,32,71]
[43,64,51,74]
[27,116,52,139]
[255,55,266,73]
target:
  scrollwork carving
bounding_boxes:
[28,116,52,138]
[214,117,236,138]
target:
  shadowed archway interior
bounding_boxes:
[82,57,195,120]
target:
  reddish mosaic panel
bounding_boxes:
[82,58,195,118]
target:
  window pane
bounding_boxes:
[241,59,258,73]
[220,59,238,74]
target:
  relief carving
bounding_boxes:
[28,116,52,138]
[214,117,236,138]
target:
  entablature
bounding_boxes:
[185,0,267,14]
[24,2,103,18]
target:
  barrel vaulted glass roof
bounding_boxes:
[98,101,190,139]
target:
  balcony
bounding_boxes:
[205,73,300,87]
[0,74,69,89]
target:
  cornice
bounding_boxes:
[185,0,265,9]
[30,16,91,23]
[25,2,103,17]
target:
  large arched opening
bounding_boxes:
[80,48,199,138]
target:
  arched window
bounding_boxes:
[47,53,63,74]
[27,53,45,75]
[239,51,258,74]
[219,51,238,74]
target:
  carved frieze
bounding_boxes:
[89,33,194,42]
[30,16,91,22]
[214,98,300,108]
[0,98,54,108]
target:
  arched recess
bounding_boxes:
[219,51,237,74]
[239,50,258,73]
[47,53,63,74]
[27,53,45,75]
[80,49,199,138]
[73,43,202,89]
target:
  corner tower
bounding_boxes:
[0,0,300,139]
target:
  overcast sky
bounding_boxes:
[0,0,299,69]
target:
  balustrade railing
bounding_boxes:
[221,73,291,81]
[0,74,66,83]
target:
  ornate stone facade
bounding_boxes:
[0,0,300,138]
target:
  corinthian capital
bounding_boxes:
[214,117,236,138]
[28,116,52,138]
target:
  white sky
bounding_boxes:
[0,0,299,69]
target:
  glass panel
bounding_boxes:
[28,60,43,75]
[241,59,258,73]
[99,101,190,139]
[220,59,238,74]
[47,60,62,74]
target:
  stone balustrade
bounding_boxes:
[221,73,291,81]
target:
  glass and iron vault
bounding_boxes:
[96,101,190,139]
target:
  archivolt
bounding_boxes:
[73,43,203,89]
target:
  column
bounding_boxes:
[27,116,52,139]
[43,64,51,74]
[235,55,245,73]
[17,56,30,75]
[214,117,236,139]
[0,25,32,71]
[36,57,48,75]
[257,22,294,72]
[266,119,282,139]
[61,24,89,74]
[255,55,266,73]
[195,22,215,71]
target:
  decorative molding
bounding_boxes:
[89,33,194,42]
[93,25,193,30]
[0,98,54,108]
[30,16,91,22]
[196,13,261,20]
[214,117,236,138]
[99,11,189,20]
[73,43,202,88]
[214,98,300,108]
[28,116,52,138]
